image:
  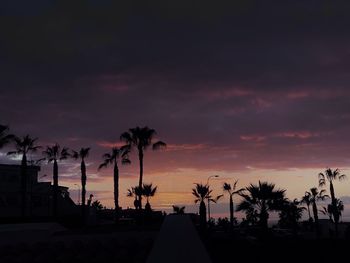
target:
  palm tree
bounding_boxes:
[142,183,157,211]
[192,183,213,229]
[172,205,185,215]
[41,143,70,218]
[7,135,41,218]
[319,168,346,236]
[237,181,286,229]
[98,146,130,220]
[306,187,328,234]
[0,124,14,150]
[223,180,245,229]
[120,126,166,209]
[278,199,305,231]
[322,198,344,223]
[72,147,90,220]
[300,192,312,222]
[127,186,142,209]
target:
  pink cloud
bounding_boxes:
[275,131,319,139]
[240,135,266,142]
[287,91,309,99]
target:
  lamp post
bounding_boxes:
[207,175,219,221]
[74,184,80,205]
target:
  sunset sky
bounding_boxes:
[1,1,350,219]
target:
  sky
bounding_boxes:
[1,0,350,220]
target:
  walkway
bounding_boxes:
[146,215,212,263]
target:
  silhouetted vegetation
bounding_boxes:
[223,180,244,230]
[98,146,130,221]
[172,205,185,215]
[41,143,70,218]
[142,183,157,212]
[120,126,166,209]
[72,147,90,222]
[7,135,41,219]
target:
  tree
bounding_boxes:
[127,186,142,209]
[300,192,312,222]
[172,205,185,215]
[120,126,166,209]
[223,180,245,229]
[306,187,328,234]
[91,200,103,211]
[321,198,344,223]
[192,183,214,229]
[98,146,130,220]
[0,124,14,150]
[7,135,41,218]
[319,168,346,237]
[72,147,90,221]
[237,181,286,229]
[41,143,70,218]
[278,199,305,230]
[142,183,157,211]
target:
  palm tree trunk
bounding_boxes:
[329,181,339,237]
[53,160,58,218]
[114,161,119,221]
[312,201,319,236]
[200,200,207,230]
[229,195,234,229]
[81,160,87,221]
[307,204,311,221]
[138,149,143,210]
[21,153,27,219]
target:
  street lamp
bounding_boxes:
[74,184,80,205]
[207,175,219,220]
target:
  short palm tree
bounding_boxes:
[172,205,185,215]
[98,146,130,220]
[278,199,305,230]
[192,183,213,229]
[120,126,166,209]
[223,180,245,229]
[127,186,143,209]
[306,187,328,233]
[42,143,70,218]
[321,198,344,223]
[319,168,346,236]
[300,192,312,222]
[72,147,90,220]
[142,183,157,211]
[237,181,286,229]
[0,124,14,150]
[7,135,41,218]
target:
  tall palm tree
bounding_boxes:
[98,146,130,221]
[72,147,90,220]
[319,168,346,236]
[142,183,157,211]
[192,183,214,229]
[306,187,328,234]
[300,192,312,222]
[120,126,166,209]
[223,180,245,229]
[0,124,14,150]
[127,186,142,209]
[7,135,41,218]
[42,143,70,218]
[237,181,286,229]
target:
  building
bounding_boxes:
[0,164,77,219]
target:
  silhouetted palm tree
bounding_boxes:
[98,146,130,220]
[127,186,142,209]
[72,148,90,220]
[7,135,41,218]
[192,183,213,229]
[223,180,244,229]
[41,143,70,218]
[172,205,185,215]
[306,187,328,234]
[321,198,344,223]
[319,168,346,237]
[237,181,286,229]
[300,192,312,222]
[142,183,157,211]
[120,126,166,209]
[0,124,14,150]
[278,199,305,230]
